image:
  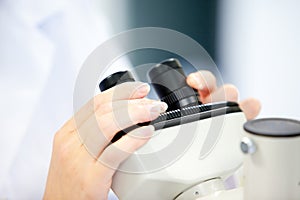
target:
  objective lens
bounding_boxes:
[148,58,201,111]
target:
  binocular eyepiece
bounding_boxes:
[99,58,201,111]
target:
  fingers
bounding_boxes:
[99,82,151,103]
[96,125,154,180]
[95,101,167,137]
[201,84,239,104]
[201,85,261,120]
[77,100,167,158]
[88,98,159,117]
[239,98,261,120]
[71,82,151,130]
[187,71,261,119]
[186,71,217,98]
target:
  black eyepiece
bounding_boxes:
[148,58,201,111]
[99,71,135,92]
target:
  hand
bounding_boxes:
[186,71,261,120]
[43,82,168,200]
[44,72,260,200]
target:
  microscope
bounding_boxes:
[99,58,300,200]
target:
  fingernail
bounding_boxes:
[151,101,168,112]
[136,83,150,96]
[148,102,168,118]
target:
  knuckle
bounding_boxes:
[93,94,104,110]
[95,103,109,115]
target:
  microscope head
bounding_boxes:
[99,59,246,200]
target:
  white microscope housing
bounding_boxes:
[99,59,300,200]
[112,102,246,200]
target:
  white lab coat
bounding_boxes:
[0,0,119,199]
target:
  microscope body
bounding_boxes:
[112,108,246,200]
[100,59,300,199]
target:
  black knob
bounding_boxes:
[99,71,135,92]
[148,58,201,111]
